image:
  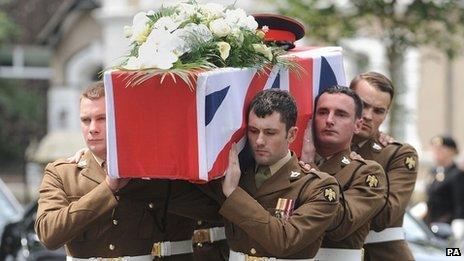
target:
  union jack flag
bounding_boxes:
[104,46,346,181]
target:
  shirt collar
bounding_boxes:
[91,153,105,168]
[269,150,292,175]
[356,140,369,149]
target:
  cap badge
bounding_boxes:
[290,171,301,178]
[366,175,379,188]
[341,156,351,166]
[405,156,416,170]
[324,188,337,202]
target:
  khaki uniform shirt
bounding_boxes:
[356,138,418,261]
[35,151,219,258]
[219,153,340,258]
[318,149,387,249]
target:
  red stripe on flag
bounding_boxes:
[110,72,199,180]
[289,57,313,158]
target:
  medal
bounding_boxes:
[275,198,294,220]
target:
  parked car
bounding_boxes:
[0,201,66,261]
[404,211,459,260]
[0,178,23,240]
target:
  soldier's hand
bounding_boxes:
[105,176,130,193]
[379,132,396,146]
[67,148,88,163]
[349,151,363,161]
[298,161,312,172]
[222,143,241,197]
[300,121,315,163]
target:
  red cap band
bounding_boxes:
[264,29,296,42]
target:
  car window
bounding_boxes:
[404,212,429,242]
[0,193,20,224]
[0,181,22,224]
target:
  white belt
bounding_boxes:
[314,248,363,261]
[152,239,193,257]
[229,250,314,261]
[193,226,226,243]
[364,227,405,244]
[67,255,152,261]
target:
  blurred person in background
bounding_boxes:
[425,135,464,248]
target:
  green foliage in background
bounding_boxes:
[271,0,464,139]
[0,79,44,164]
[0,6,36,166]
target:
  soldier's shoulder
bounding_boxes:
[303,167,338,186]
[47,158,79,171]
[308,167,332,179]
[346,156,367,167]
[383,140,416,153]
[362,158,383,167]
[346,157,385,178]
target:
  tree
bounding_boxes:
[272,0,464,139]
[0,8,45,169]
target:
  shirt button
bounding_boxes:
[197,220,203,225]
[112,219,118,226]
[148,202,155,209]
[250,248,256,255]
[109,244,115,250]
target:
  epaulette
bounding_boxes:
[387,140,403,147]
[352,157,367,165]
[52,158,74,167]
[307,168,329,179]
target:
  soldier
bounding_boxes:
[302,86,387,261]
[35,81,218,260]
[190,14,306,261]
[220,89,340,259]
[348,72,418,261]
[426,136,464,226]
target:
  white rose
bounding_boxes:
[244,15,258,30]
[199,3,225,19]
[129,11,151,44]
[123,25,133,38]
[137,29,179,69]
[253,44,273,61]
[153,17,180,32]
[225,8,247,25]
[209,18,231,38]
[176,3,196,19]
[217,41,231,60]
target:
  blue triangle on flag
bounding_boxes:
[319,57,337,95]
[205,86,230,126]
[271,72,281,89]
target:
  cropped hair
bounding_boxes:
[80,81,105,101]
[249,89,297,130]
[315,85,363,119]
[350,71,394,102]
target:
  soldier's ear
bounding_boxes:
[353,118,362,134]
[287,126,298,143]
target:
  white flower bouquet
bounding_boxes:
[119,1,293,87]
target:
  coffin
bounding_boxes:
[104,46,346,182]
